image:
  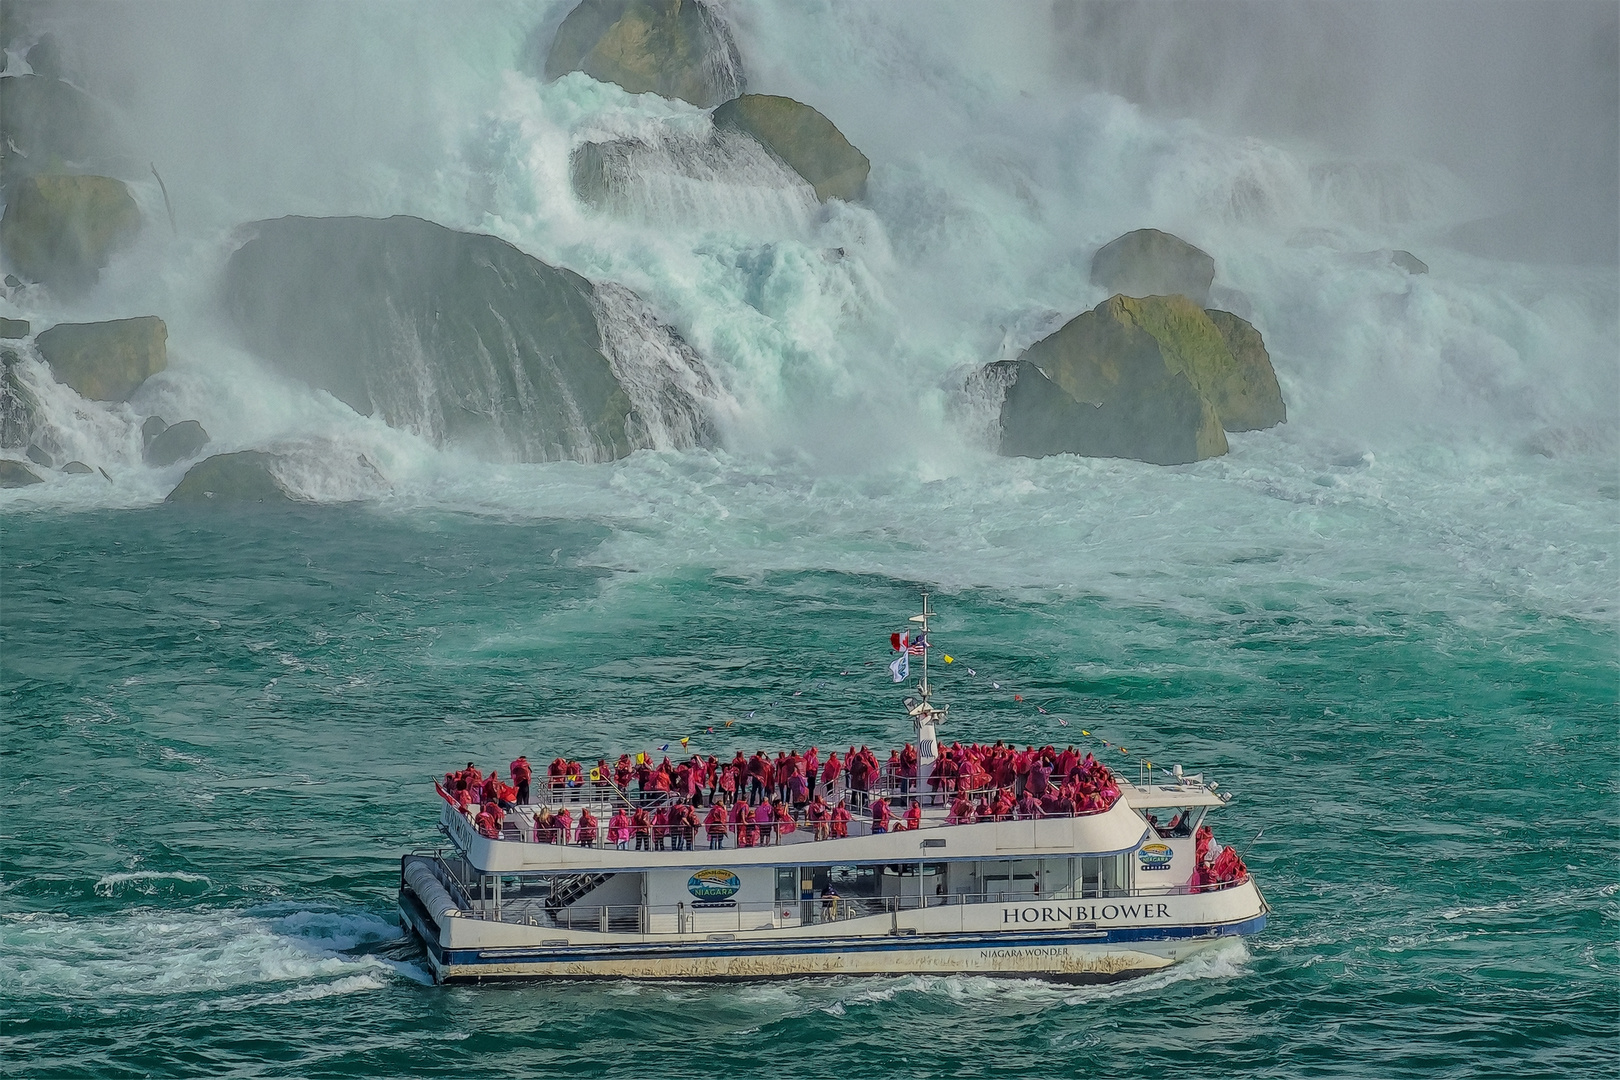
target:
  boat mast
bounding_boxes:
[907,593,942,779]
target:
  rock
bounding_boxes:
[1202,309,1286,430]
[711,94,869,203]
[0,75,128,187]
[995,359,1225,466]
[35,316,166,402]
[543,0,744,107]
[0,174,142,295]
[1090,229,1217,307]
[144,419,209,467]
[25,34,65,80]
[0,318,28,338]
[0,348,38,448]
[4,276,20,289]
[24,442,51,467]
[1390,249,1428,274]
[166,451,291,503]
[141,415,168,447]
[0,458,43,487]
[995,293,1286,464]
[61,459,93,474]
[222,215,717,462]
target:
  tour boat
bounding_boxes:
[398,597,1269,983]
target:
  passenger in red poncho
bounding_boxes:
[902,801,922,832]
[870,797,892,834]
[577,808,598,847]
[704,803,729,849]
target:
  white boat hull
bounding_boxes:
[399,879,1267,983]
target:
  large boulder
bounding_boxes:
[0,458,43,487]
[35,316,167,402]
[543,0,745,108]
[144,419,210,467]
[0,174,142,293]
[1203,309,1286,430]
[0,75,128,187]
[1090,229,1216,307]
[711,94,869,203]
[166,451,291,504]
[222,215,717,462]
[995,358,1224,466]
[994,294,1287,465]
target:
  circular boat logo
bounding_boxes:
[688,868,741,902]
[1138,842,1173,871]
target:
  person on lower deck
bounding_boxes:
[704,803,728,849]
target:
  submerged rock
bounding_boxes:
[144,419,210,467]
[0,174,142,294]
[141,414,169,447]
[222,215,717,463]
[994,295,1286,465]
[1090,229,1216,307]
[0,319,29,339]
[1390,249,1429,274]
[544,0,745,108]
[61,459,94,474]
[166,451,291,504]
[35,316,167,402]
[711,94,869,203]
[24,442,51,467]
[0,458,43,487]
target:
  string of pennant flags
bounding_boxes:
[613,629,1165,771]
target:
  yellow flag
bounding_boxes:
[1081,730,1090,736]
[635,752,647,765]
[680,736,690,748]
[943,655,954,663]
[589,766,601,781]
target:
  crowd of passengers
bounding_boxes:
[439,740,1124,850]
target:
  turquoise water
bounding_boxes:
[3,450,1615,1078]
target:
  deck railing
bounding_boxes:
[446,783,1120,851]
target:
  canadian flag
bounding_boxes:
[890,631,929,656]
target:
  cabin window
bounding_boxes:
[775,867,798,902]
[1144,807,1201,837]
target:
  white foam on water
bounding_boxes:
[92,871,212,899]
[0,906,408,1004]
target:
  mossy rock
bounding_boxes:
[1090,229,1216,306]
[995,359,1225,466]
[1204,309,1285,430]
[35,316,167,402]
[166,451,291,504]
[544,0,745,108]
[0,174,141,294]
[711,94,869,203]
[0,458,43,487]
[998,295,1257,464]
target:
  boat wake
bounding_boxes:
[0,904,426,1005]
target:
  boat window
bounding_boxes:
[1150,808,1200,837]
[775,867,798,902]
[827,864,883,899]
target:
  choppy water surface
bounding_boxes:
[3,444,1615,1078]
